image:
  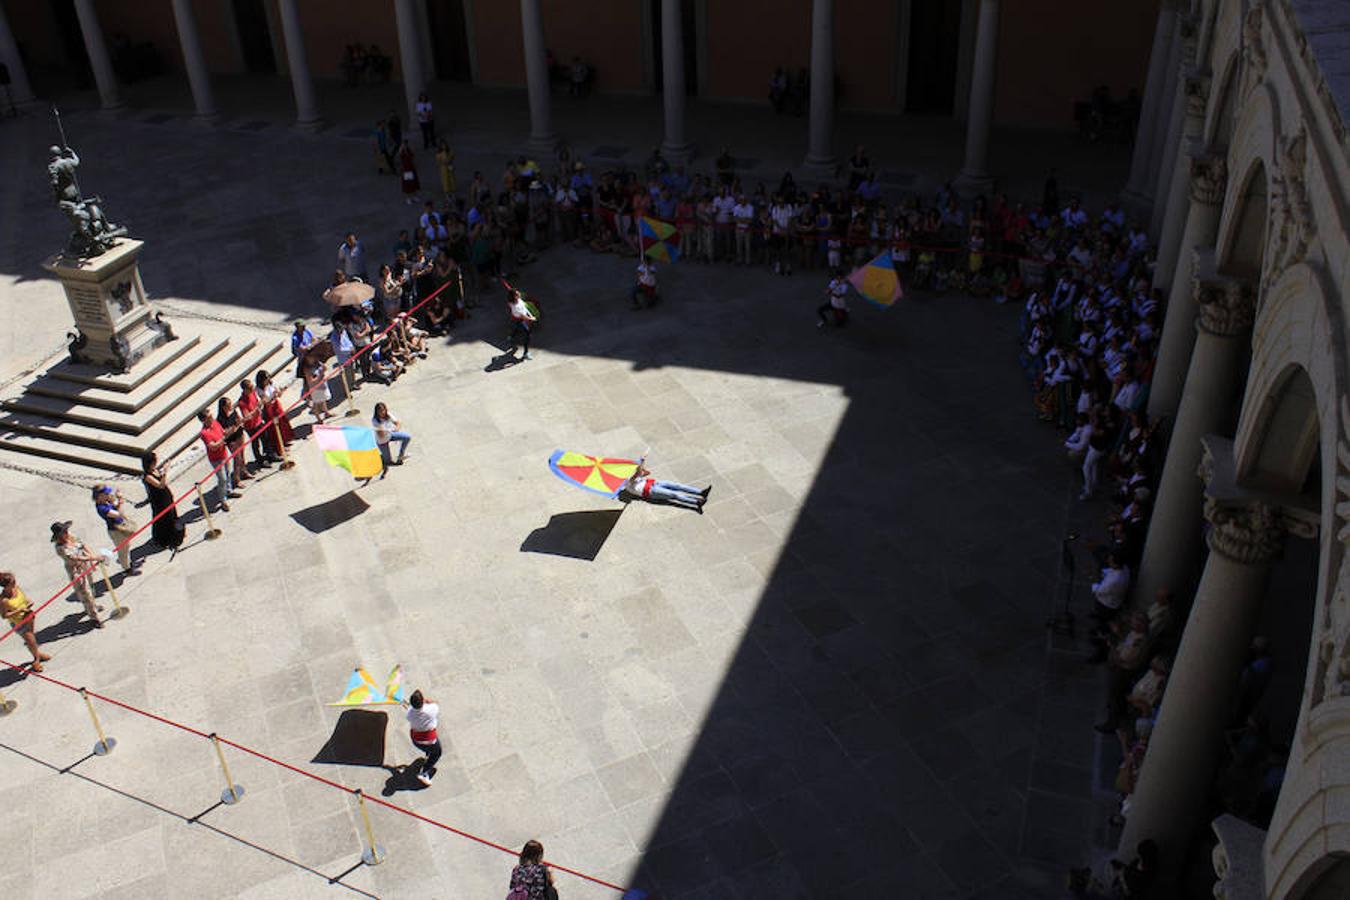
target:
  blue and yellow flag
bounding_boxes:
[847,250,904,308]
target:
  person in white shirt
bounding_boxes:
[404,690,441,785]
[631,259,658,309]
[622,465,710,513]
[337,233,367,282]
[371,402,411,475]
[712,187,736,261]
[506,289,538,360]
[769,197,795,275]
[1091,552,1131,623]
[732,195,755,265]
[1064,413,1094,462]
[817,272,850,328]
[416,93,435,149]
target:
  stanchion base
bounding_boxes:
[204,529,222,540]
[279,460,296,470]
[361,845,386,867]
[109,607,131,621]
[221,785,245,805]
[0,699,17,716]
[343,408,361,418]
[93,737,117,756]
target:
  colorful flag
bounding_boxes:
[548,449,643,498]
[639,217,680,263]
[847,250,905,308]
[328,665,406,706]
[314,424,383,479]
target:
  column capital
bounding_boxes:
[1183,66,1211,124]
[1188,146,1227,205]
[1191,249,1255,336]
[1202,497,1284,564]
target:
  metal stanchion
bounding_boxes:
[274,421,295,470]
[0,689,16,716]
[194,483,222,539]
[354,789,385,866]
[79,688,116,755]
[96,562,130,620]
[209,734,245,805]
[339,365,360,418]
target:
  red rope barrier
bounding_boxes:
[0,649,625,892]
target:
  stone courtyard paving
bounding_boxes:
[0,103,1120,898]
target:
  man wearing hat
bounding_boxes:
[50,521,103,628]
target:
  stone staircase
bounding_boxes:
[0,327,291,476]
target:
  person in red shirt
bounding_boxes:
[237,379,279,472]
[622,465,710,514]
[198,408,238,512]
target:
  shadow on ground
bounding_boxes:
[290,491,371,534]
[312,708,389,767]
[520,508,625,561]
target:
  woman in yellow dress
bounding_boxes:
[435,140,455,198]
[1,572,50,672]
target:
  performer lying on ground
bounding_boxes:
[621,466,711,513]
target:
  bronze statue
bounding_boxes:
[48,144,127,258]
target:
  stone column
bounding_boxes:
[659,0,692,162]
[954,0,1000,193]
[0,0,36,105]
[394,0,424,129]
[1147,149,1226,422]
[803,0,837,177]
[1132,262,1255,606]
[1122,0,1179,214]
[520,0,557,157]
[1151,67,1212,293]
[72,0,123,110]
[276,0,320,127]
[169,0,218,119]
[1119,497,1283,875]
[1148,15,1197,236]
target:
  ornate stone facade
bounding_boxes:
[1203,497,1285,563]
[1189,151,1227,205]
[1194,271,1256,336]
[1265,125,1315,289]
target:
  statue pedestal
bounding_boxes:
[42,238,171,372]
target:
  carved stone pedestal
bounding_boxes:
[42,238,172,373]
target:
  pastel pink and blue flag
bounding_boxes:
[314,425,384,479]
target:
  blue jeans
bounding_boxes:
[646,480,702,506]
[379,432,411,464]
[212,461,231,508]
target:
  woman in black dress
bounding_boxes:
[141,451,185,556]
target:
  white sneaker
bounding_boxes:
[416,772,433,786]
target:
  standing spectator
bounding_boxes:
[92,485,141,576]
[291,320,316,379]
[217,396,251,489]
[386,111,402,151]
[1081,409,1112,499]
[398,140,420,205]
[141,451,185,557]
[508,840,556,900]
[371,402,412,473]
[435,139,455,197]
[817,270,849,328]
[51,521,103,628]
[415,92,435,148]
[569,56,588,96]
[337,233,367,283]
[302,356,332,423]
[712,185,735,261]
[696,192,716,263]
[1091,550,1131,625]
[732,193,754,265]
[256,370,295,453]
[848,144,870,190]
[372,118,394,174]
[198,408,237,512]
[404,689,441,785]
[1,572,51,671]
[238,379,277,470]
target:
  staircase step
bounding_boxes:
[0,434,146,476]
[3,338,260,434]
[23,335,225,413]
[44,333,203,392]
[0,340,289,460]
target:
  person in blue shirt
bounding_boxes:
[291,321,315,379]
